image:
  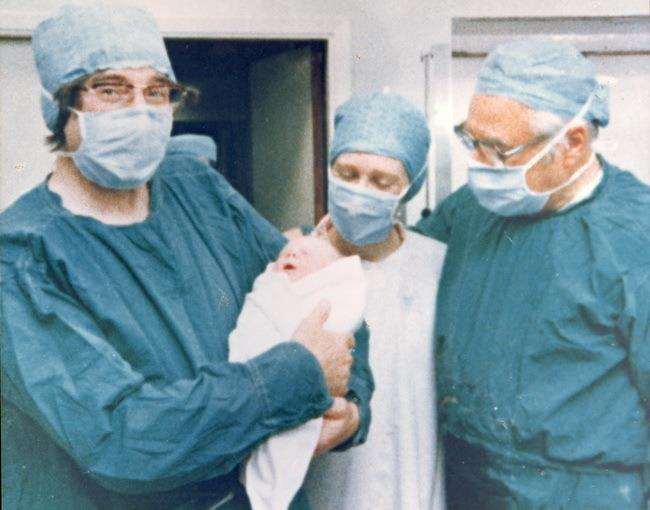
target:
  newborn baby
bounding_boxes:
[274,235,341,281]
[229,234,366,510]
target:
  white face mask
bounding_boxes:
[327,173,405,246]
[64,104,173,190]
[467,94,595,217]
[327,165,424,246]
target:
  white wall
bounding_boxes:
[447,0,648,17]
[2,0,649,214]
[0,38,51,209]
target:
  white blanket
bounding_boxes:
[229,255,366,510]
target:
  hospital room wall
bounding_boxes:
[1,0,648,215]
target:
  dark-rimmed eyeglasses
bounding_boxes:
[80,81,186,107]
[454,122,547,165]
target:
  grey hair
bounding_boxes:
[530,110,599,142]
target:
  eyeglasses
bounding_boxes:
[80,81,186,107]
[454,122,547,165]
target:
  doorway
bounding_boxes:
[166,39,328,231]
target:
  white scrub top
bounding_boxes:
[304,230,447,510]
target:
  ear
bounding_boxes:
[561,124,589,167]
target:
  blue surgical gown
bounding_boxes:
[1,156,373,509]
[416,156,649,509]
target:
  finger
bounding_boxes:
[345,335,355,350]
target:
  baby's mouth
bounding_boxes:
[281,262,296,271]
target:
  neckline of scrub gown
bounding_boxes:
[38,170,164,228]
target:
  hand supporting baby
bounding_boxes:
[292,301,354,398]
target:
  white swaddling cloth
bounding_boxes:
[229,254,366,510]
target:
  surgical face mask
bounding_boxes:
[468,94,594,217]
[64,104,173,189]
[328,167,423,246]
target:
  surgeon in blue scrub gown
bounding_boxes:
[1,5,372,510]
[416,39,649,509]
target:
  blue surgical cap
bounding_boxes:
[329,92,431,202]
[476,38,609,127]
[166,135,218,161]
[32,3,175,131]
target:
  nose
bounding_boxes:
[358,175,372,189]
[126,87,149,107]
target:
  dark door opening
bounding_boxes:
[165,39,328,230]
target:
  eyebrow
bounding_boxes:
[88,73,173,85]
[88,74,128,84]
[151,75,174,85]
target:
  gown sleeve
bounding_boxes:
[1,256,332,495]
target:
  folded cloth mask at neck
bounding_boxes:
[328,166,423,246]
[467,94,596,217]
[63,104,173,189]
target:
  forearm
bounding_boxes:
[2,284,331,495]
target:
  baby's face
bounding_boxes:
[275,236,340,281]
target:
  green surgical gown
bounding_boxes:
[1,156,373,509]
[416,156,649,509]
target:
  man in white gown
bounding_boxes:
[304,92,446,510]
